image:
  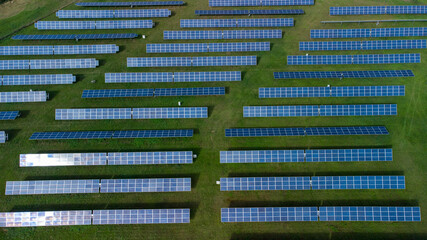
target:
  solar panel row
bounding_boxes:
[105,71,241,83]
[55,107,208,120]
[243,104,398,117]
[221,207,421,222]
[274,70,414,79]
[164,30,282,40]
[146,42,270,53]
[29,129,194,140]
[209,0,315,7]
[128,56,257,67]
[20,151,193,167]
[259,86,405,98]
[12,33,138,41]
[35,20,153,30]
[82,87,225,98]
[195,9,305,15]
[0,59,99,70]
[76,1,185,7]
[299,40,427,51]
[0,209,190,227]
[0,74,76,86]
[0,111,20,120]
[311,27,427,39]
[225,126,389,137]
[0,91,48,103]
[180,18,294,28]
[56,10,171,19]
[0,131,6,143]
[220,148,393,163]
[287,53,421,65]
[330,6,427,16]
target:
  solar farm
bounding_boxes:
[0,0,426,239]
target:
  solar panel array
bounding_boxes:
[0,45,53,55]
[221,148,393,163]
[12,34,138,41]
[0,59,98,70]
[243,104,398,117]
[287,53,420,65]
[220,175,404,191]
[0,131,6,143]
[0,211,93,227]
[310,27,427,39]
[1,74,76,86]
[29,130,194,140]
[146,42,270,53]
[76,1,185,7]
[209,0,315,7]
[164,30,282,40]
[274,70,415,79]
[35,20,153,30]
[105,71,241,83]
[221,206,421,222]
[100,178,191,193]
[180,18,294,28]
[5,180,100,195]
[0,91,48,103]
[300,40,427,51]
[330,6,427,15]
[82,87,225,98]
[259,86,405,98]
[128,56,257,67]
[0,111,19,120]
[133,107,208,119]
[195,9,305,15]
[225,126,389,137]
[20,151,193,167]
[56,10,171,18]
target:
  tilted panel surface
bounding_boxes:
[19,153,107,167]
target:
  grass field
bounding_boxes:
[0,0,426,239]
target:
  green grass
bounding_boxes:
[0,0,426,239]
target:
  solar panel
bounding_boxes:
[311,176,405,190]
[0,46,53,55]
[305,126,389,136]
[274,70,415,79]
[92,209,190,225]
[319,104,397,116]
[174,71,241,82]
[30,59,99,69]
[220,177,311,191]
[209,0,314,7]
[111,129,194,138]
[0,91,48,103]
[12,34,138,41]
[132,107,208,119]
[55,108,132,120]
[77,1,185,7]
[220,150,305,163]
[287,54,420,65]
[225,128,305,137]
[107,151,193,165]
[99,178,191,193]
[105,72,173,83]
[146,42,270,53]
[243,106,319,117]
[310,28,427,39]
[306,149,393,162]
[19,153,107,167]
[2,74,76,85]
[319,206,421,222]
[95,20,153,29]
[128,56,256,67]
[54,44,119,55]
[259,87,330,98]
[82,89,154,98]
[29,130,193,140]
[0,60,29,70]
[221,207,319,222]
[330,6,427,15]
[196,9,304,15]
[128,57,192,67]
[163,30,282,40]
[0,131,6,143]
[192,56,257,66]
[180,18,293,28]
[5,180,100,195]
[154,87,225,96]
[35,21,96,30]
[0,111,19,120]
[0,211,92,227]
[56,9,171,18]
[299,40,427,51]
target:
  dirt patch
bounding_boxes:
[0,0,34,19]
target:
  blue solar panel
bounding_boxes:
[56,9,171,18]
[146,42,270,53]
[0,46,53,55]
[95,20,153,29]
[5,180,100,195]
[0,211,93,227]
[225,128,305,137]
[221,207,318,222]
[0,91,48,103]
[92,209,190,225]
[319,104,397,116]
[82,89,154,98]
[0,60,29,70]
[2,74,76,85]
[128,57,193,67]
[29,130,193,140]
[306,149,393,162]
[287,54,420,65]
[180,18,293,28]
[310,28,427,39]
[77,2,185,7]
[243,106,319,117]
[29,131,114,140]
[0,111,19,120]
[319,206,421,222]
[330,6,427,15]
[100,178,191,193]
[259,87,330,98]
[209,0,314,7]
[107,151,193,165]
[196,9,304,15]
[300,40,427,51]
[128,56,256,67]
[192,56,257,66]
[12,34,138,41]
[0,131,7,143]
[220,150,305,163]
[163,30,282,40]
[274,70,415,79]
[154,87,225,96]
[19,153,108,167]
[220,177,311,191]
[133,107,208,119]
[0,59,98,70]
[305,126,389,136]
[54,44,119,55]
[35,20,153,30]
[111,130,193,138]
[311,176,405,190]
[105,72,173,83]
[174,71,241,82]
[55,108,132,120]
